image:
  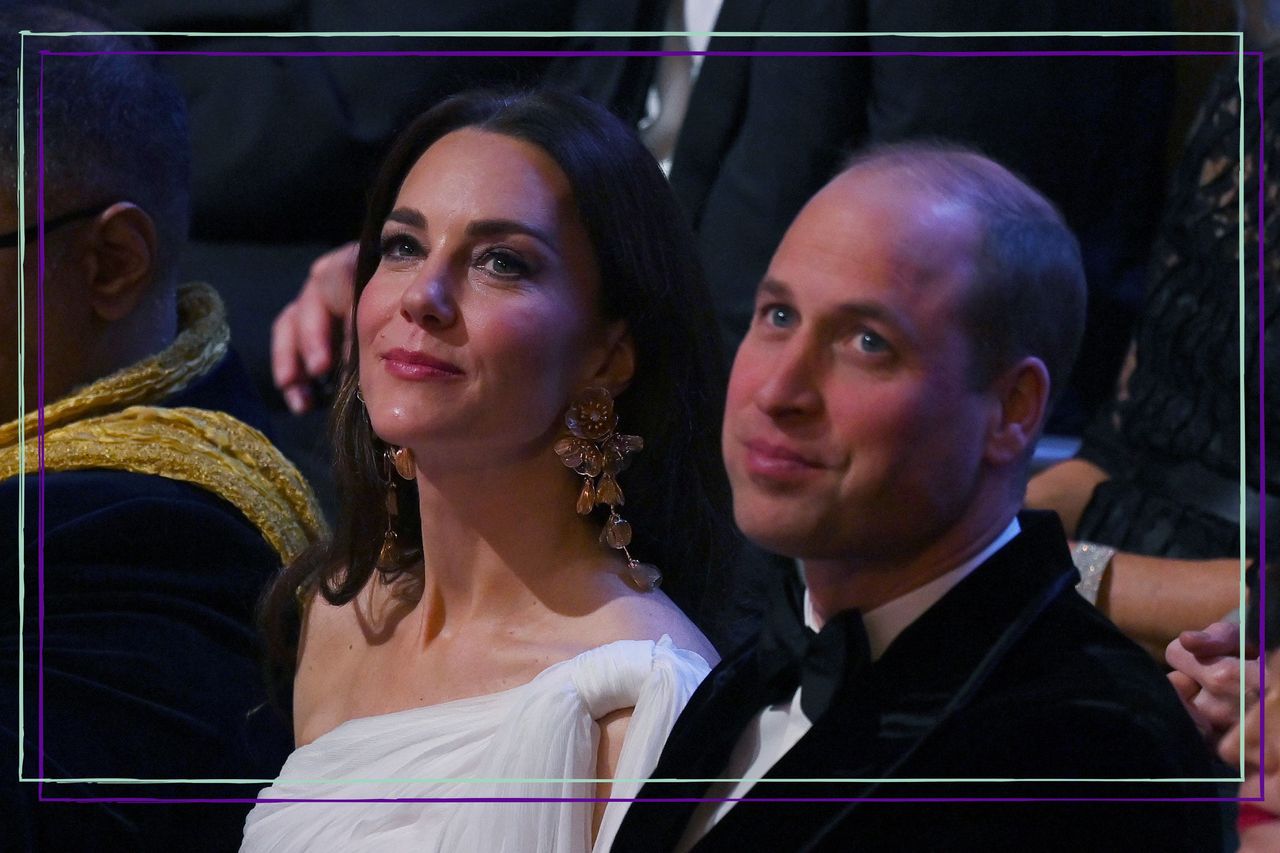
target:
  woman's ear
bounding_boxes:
[588,321,636,396]
[84,202,158,323]
[983,355,1049,467]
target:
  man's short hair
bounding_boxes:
[0,1,191,286]
[845,142,1087,410]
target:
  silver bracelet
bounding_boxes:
[1071,541,1116,606]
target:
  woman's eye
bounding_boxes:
[379,233,420,260]
[759,303,798,329]
[477,249,531,279]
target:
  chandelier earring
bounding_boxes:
[360,376,414,569]
[554,387,661,592]
[374,445,414,571]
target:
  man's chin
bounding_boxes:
[734,506,826,561]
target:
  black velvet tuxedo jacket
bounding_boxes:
[611,512,1226,852]
[1,353,294,852]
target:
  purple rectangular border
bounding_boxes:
[36,50,47,788]
[43,49,1246,58]
[27,43,1265,806]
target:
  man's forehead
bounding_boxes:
[775,171,981,294]
[826,167,978,238]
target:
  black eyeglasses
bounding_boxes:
[0,203,112,249]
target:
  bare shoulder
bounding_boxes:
[296,581,362,663]
[590,587,720,666]
[292,586,359,725]
[298,572,413,658]
[298,584,345,643]
[293,573,413,738]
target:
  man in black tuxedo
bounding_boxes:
[610,145,1227,852]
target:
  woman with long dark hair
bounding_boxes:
[241,90,736,851]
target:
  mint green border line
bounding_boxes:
[12,29,1249,788]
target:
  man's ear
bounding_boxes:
[984,356,1049,467]
[586,321,636,396]
[84,202,157,322]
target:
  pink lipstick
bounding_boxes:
[380,348,464,381]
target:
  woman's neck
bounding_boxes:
[408,447,614,638]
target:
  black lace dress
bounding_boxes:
[1075,53,1278,561]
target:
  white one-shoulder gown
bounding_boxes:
[241,636,709,852]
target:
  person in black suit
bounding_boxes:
[609,144,1227,852]
[552,0,1175,434]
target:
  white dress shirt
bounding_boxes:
[675,518,1022,851]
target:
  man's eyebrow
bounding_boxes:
[466,219,557,250]
[833,300,898,324]
[758,278,897,324]
[757,278,791,299]
[758,277,914,339]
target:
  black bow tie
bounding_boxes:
[755,573,871,721]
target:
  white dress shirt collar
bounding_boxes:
[803,516,1021,661]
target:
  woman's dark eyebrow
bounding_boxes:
[466,219,557,250]
[381,209,557,251]
[385,207,425,229]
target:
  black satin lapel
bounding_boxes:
[611,646,774,852]
[646,653,769,787]
[689,704,878,849]
[690,798,850,852]
[870,511,1076,700]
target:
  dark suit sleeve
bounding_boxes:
[670,0,869,352]
[2,473,294,852]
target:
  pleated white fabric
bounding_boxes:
[241,636,709,852]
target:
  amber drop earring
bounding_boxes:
[554,387,661,592]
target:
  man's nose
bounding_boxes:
[752,337,823,420]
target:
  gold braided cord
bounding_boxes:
[0,406,327,563]
[0,281,228,448]
[1,280,327,562]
